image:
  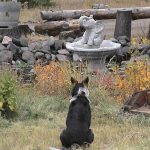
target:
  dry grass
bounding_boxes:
[19,0,150,22]
[20,8,42,23]
[1,82,150,150]
[55,0,150,10]
[1,114,150,150]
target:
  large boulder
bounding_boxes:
[2,36,12,45]
[22,51,35,64]
[20,47,29,54]
[29,41,42,52]
[7,42,21,60]
[0,50,13,63]
[12,37,28,47]
[0,43,7,51]
[7,42,20,54]
[45,53,52,61]
[35,52,45,60]
[54,40,63,50]
[56,54,68,62]
[58,49,70,55]
[47,36,55,47]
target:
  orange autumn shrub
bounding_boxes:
[93,70,113,90]
[34,62,72,95]
[113,58,150,102]
[34,61,89,96]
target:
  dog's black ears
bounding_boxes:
[71,77,89,85]
[82,77,89,86]
[71,77,78,85]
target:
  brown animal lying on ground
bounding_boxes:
[122,90,150,112]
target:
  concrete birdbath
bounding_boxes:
[66,15,121,72]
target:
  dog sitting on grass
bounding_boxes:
[60,77,94,149]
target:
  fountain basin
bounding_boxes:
[66,40,121,71]
[66,40,121,59]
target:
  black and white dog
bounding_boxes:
[60,77,94,149]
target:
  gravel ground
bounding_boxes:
[103,18,150,38]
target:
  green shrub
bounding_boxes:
[0,72,17,119]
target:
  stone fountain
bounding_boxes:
[66,15,121,71]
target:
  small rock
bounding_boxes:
[42,40,48,46]
[121,46,130,54]
[45,54,52,61]
[117,36,130,42]
[41,49,51,54]
[118,39,128,46]
[7,42,20,54]
[29,41,42,52]
[22,51,35,64]
[116,46,131,62]
[30,69,35,74]
[73,54,82,62]
[12,60,16,65]
[66,37,74,43]
[34,42,43,51]
[2,36,12,45]
[58,49,70,55]
[20,47,29,54]
[147,50,150,57]
[16,60,22,65]
[54,40,63,50]
[56,54,68,62]
[35,52,45,60]
[12,37,28,47]
[51,54,56,61]
[42,45,51,52]
[0,50,13,63]
[7,42,21,60]
[92,4,100,9]
[29,42,37,51]
[47,36,55,46]
[20,37,28,47]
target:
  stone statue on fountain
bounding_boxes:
[73,15,104,48]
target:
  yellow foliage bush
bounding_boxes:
[132,37,150,47]
[113,58,150,102]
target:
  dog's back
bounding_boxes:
[66,95,91,134]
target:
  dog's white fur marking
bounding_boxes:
[69,86,91,103]
[69,96,91,103]
[70,97,77,103]
[78,87,89,97]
